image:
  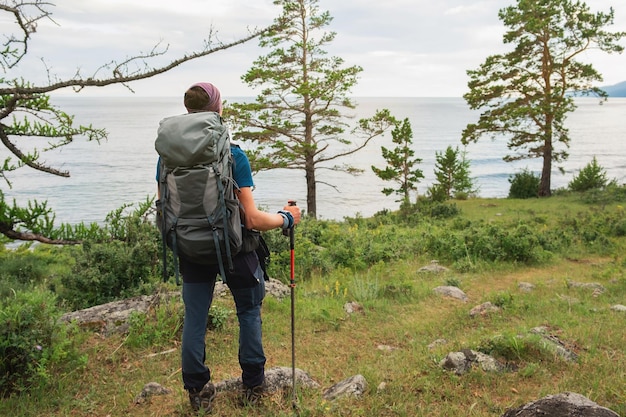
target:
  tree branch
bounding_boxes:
[0,220,79,244]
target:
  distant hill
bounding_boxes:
[602,81,626,97]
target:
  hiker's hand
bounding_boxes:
[282,204,301,225]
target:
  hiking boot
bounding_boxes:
[241,383,265,406]
[189,381,216,413]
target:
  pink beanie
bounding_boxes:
[186,82,223,114]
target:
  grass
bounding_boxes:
[2,195,626,416]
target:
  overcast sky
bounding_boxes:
[8,0,626,97]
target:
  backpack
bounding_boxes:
[155,111,243,283]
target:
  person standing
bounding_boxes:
[158,82,301,413]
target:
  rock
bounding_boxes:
[469,301,501,317]
[344,301,364,314]
[60,294,168,335]
[530,327,578,362]
[322,374,368,401]
[518,282,535,292]
[610,304,626,312]
[60,279,292,336]
[501,392,619,417]
[433,286,468,302]
[427,338,447,350]
[440,351,472,375]
[376,382,387,393]
[419,260,449,273]
[215,278,290,300]
[440,349,505,375]
[566,280,606,293]
[134,382,171,404]
[214,366,319,393]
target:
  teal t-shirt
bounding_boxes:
[156,144,254,189]
[230,145,254,188]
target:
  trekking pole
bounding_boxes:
[283,200,298,409]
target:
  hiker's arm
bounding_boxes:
[237,187,300,231]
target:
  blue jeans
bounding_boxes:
[180,251,266,391]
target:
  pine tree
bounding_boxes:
[430,146,476,201]
[462,0,625,197]
[226,0,396,218]
[371,118,423,206]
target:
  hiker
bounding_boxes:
[156,82,301,412]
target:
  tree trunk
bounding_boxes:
[539,137,552,197]
[305,160,317,218]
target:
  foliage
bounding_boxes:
[0,190,110,244]
[508,169,540,199]
[125,301,184,349]
[0,248,47,296]
[478,331,549,362]
[579,183,626,204]
[57,202,161,310]
[428,145,476,201]
[371,117,424,206]
[568,156,610,192]
[423,221,554,265]
[207,305,233,331]
[0,244,74,300]
[0,1,274,243]
[426,201,461,219]
[225,0,396,217]
[462,0,625,197]
[2,191,626,412]
[0,289,85,397]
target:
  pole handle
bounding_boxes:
[282,200,297,237]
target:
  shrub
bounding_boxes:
[0,250,48,299]
[208,305,233,331]
[568,156,609,192]
[508,169,540,199]
[0,289,85,396]
[424,222,552,265]
[58,205,161,310]
[428,202,460,219]
[59,239,159,310]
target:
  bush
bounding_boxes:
[508,169,540,199]
[0,250,48,299]
[60,239,159,310]
[0,289,85,396]
[423,222,553,265]
[427,202,460,219]
[58,205,161,310]
[568,156,608,192]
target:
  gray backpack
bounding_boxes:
[155,111,242,283]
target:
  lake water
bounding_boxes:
[2,96,625,223]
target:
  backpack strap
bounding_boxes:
[158,161,181,285]
[170,223,181,285]
[210,162,234,282]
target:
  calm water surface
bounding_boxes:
[2,96,625,223]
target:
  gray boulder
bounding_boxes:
[501,392,619,417]
[440,349,505,375]
[419,260,449,273]
[469,301,501,317]
[215,366,319,393]
[134,382,171,404]
[433,286,468,302]
[322,374,368,400]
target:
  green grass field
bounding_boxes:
[2,195,625,416]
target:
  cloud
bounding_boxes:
[5,0,625,97]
